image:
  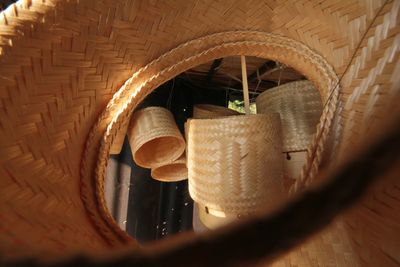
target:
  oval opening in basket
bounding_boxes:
[102,53,334,245]
[134,136,185,168]
[151,161,188,182]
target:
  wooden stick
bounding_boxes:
[240,55,250,115]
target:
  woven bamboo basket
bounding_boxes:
[192,104,244,227]
[193,104,240,119]
[187,114,284,216]
[256,80,322,152]
[189,103,239,142]
[150,154,187,182]
[127,107,185,168]
[0,1,399,266]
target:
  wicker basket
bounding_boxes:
[0,1,398,266]
[187,114,284,216]
[150,154,188,182]
[193,104,240,119]
[256,80,322,152]
[192,104,244,227]
[128,107,185,168]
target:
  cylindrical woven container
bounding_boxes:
[193,104,240,119]
[128,107,185,168]
[150,154,188,182]
[256,80,322,152]
[187,114,284,216]
[192,104,243,227]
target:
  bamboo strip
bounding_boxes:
[241,55,251,115]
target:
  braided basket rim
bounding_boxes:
[80,30,340,245]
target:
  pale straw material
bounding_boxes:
[150,154,188,182]
[149,104,236,183]
[128,107,185,168]
[0,0,398,265]
[256,80,322,152]
[192,104,243,227]
[283,151,307,190]
[90,31,340,250]
[193,104,240,119]
[187,114,284,216]
[198,204,237,230]
[192,203,208,233]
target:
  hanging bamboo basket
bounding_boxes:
[150,154,188,182]
[192,104,245,227]
[256,80,322,152]
[187,113,284,216]
[128,107,185,168]
[256,81,322,152]
[256,81,323,187]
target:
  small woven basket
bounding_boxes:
[256,80,322,152]
[192,104,246,227]
[128,107,185,168]
[193,104,240,119]
[151,154,188,182]
[187,113,284,216]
